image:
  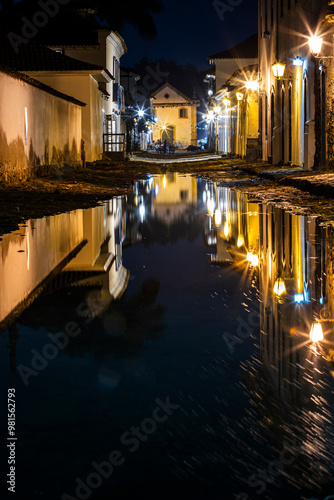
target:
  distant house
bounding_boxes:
[0,65,84,182]
[208,34,258,91]
[0,31,111,162]
[152,83,199,148]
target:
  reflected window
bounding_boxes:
[166,173,175,183]
[180,190,188,201]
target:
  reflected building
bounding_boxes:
[204,184,260,270]
[0,199,129,333]
[258,208,324,403]
[246,206,334,495]
[152,173,198,223]
[63,198,129,301]
[0,211,85,331]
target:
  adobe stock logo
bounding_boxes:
[212,0,243,22]
[7,0,70,54]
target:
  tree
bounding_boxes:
[0,0,164,41]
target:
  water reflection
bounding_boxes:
[1,174,334,498]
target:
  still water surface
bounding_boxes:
[1,174,334,500]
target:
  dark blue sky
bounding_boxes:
[121,0,258,69]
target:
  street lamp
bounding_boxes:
[272,62,286,80]
[308,35,323,56]
[245,80,258,91]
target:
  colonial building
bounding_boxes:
[0,65,83,182]
[208,34,258,92]
[34,9,127,157]
[213,64,259,158]
[152,83,199,148]
[258,0,334,169]
[207,35,259,157]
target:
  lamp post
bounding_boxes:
[214,106,221,153]
[236,92,244,157]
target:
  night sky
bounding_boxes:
[121,0,258,70]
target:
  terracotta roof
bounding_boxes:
[0,30,105,73]
[0,65,86,106]
[208,34,258,61]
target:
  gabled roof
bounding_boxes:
[151,82,195,102]
[0,30,109,74]
[0,65,86,106]
[208,34,258,62]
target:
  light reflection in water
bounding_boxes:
[1,173,334,497]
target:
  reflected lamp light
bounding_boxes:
[237,235,245,247]
[273,278,286,296]
[214,209,222,227]
[309,322,324,343]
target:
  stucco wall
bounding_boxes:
[30,74,103,162]
[153,104,198,147]
[0,71,82,182]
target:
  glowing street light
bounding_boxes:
[245,80,258,91]
[207,110,215,121]
[137,109,145,118]
[309,322,324,343]
[272,62,286,80]
[293,56,303,67]
[214,106,221,115]
[308,35,323,56]
[236,92,244,101]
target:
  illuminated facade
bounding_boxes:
[258,0,334,168]
[152,83,199,148]
[213,65,259,157]
[0,67,83,182]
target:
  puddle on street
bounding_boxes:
[1,173,334,500]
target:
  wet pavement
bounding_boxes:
[1,173,334,500]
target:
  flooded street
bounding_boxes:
[1,173,334,500]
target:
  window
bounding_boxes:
[164,93,170,99]
[179,108,188,118]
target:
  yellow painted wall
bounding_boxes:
[152,86,198,147]
[0,70,82,182]
[28,73,103,162]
